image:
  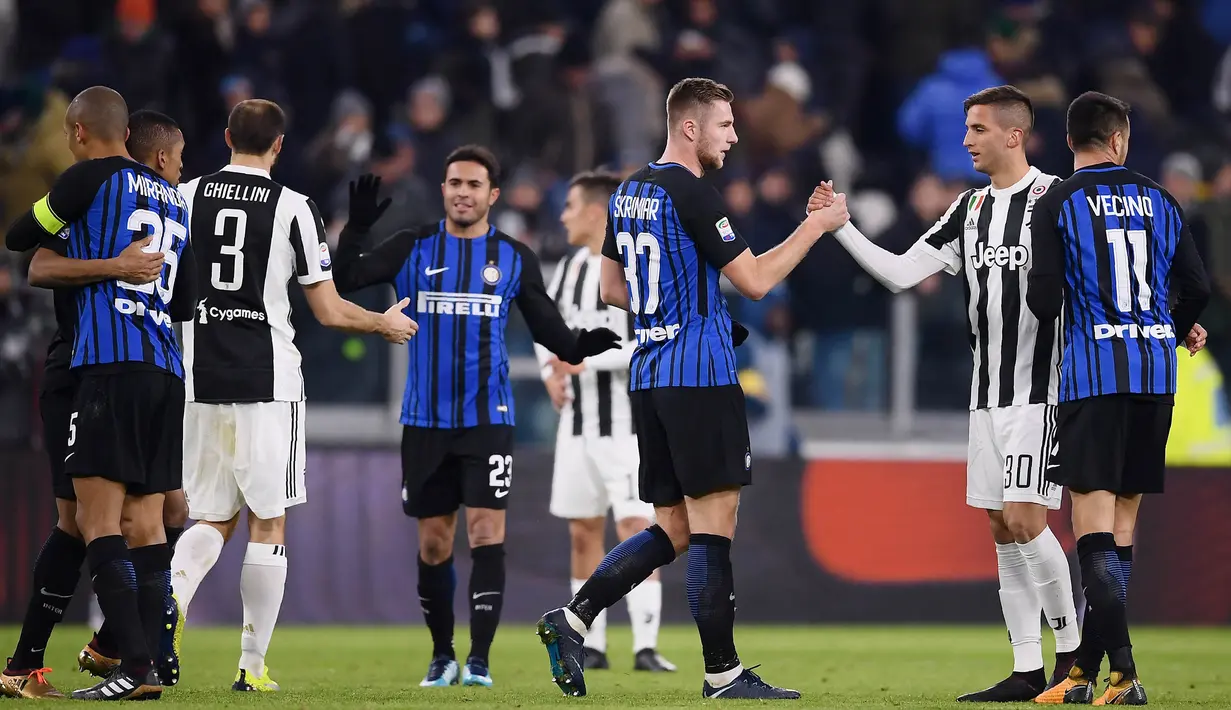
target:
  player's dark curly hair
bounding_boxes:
[445,144,502,187]
[569,170,622,204]
[126,110,181,164]
[1066,91,1131,151]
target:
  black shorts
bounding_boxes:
[400,425,514,518]
[1047,393,1173,495]
[39,369,80,501]
[630,384,752,506]
[65,368,185,496]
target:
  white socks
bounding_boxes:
[572,578,607,653]
[996,542,1044,672]
[239,543,288,676]
[626,579,662,653]
[1018,527,1080,653]
[170,523,225,614]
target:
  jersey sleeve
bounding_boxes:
[169,238,199,322]
[333,225,419,293]
[601,212,619,261]
[1025,190,1065,323]
[512,241,580,360]
[1169,218,1212,341]
[914,191,968,275]
[674,176,749,269]
[286,194,333,285]
[7,160,108,252]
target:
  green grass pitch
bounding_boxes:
[4,624,1230,707]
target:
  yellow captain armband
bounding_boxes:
[32,195,66,235]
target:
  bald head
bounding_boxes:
[66,86,130,142]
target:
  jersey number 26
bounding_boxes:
[615,231,661,314]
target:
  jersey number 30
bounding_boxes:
[615,231,661,314]
[118,208,184,305]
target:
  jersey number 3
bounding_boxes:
[118,208,184,305]
[212,208,248,291]
[615,231,661,314]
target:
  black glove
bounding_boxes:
[731,320,749,347]
[347,173,392,230]
[564,327,621,364]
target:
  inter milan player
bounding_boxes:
[75,109,193,689]
[1028,92,1209,705]
[0,109,173,699]
[3,86,197,700]
[333,148,620,688]
[811,86,1082,701]
[535,77,849,700]
[536,170,675,673]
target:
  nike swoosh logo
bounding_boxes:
[30,647,45,653]
[709,683,737,698]
[64,452,75,462]
[41,587,73,599]
[494,489,509,498]
[472,591,501,599]
[425,267,449,275]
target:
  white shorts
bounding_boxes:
[967,403,1063,511]
[549,430,654,522]
[183,401,307,522]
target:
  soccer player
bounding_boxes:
[1027,91,1210,705]
[536,170,676,673]
[4,86,197,701]
[535,77,849,700]
[810,85,1082,702]
[165,99,416,693]
[332,147,621,689]
[0,109,170,699]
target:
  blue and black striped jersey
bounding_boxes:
[26,157,196,376]
[600,162,745,390]
[334,220,585,428]
[1027,163,1210,402]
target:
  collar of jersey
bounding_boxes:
[221,164,272,178]
[437,219,495,239]
[1073,162,1125,174]
[648,161,687,171]
[987,165,1040,198]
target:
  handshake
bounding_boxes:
[803,180,850,234]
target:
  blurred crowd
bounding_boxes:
[3,0,1231,447]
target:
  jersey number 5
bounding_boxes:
[615,231,661,314]
[1107,228,1152,312]
[118,208,184,305]
[212,208,248,291]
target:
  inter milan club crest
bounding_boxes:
[482,262,502,285]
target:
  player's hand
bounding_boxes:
[111,236,164,284]
[378,297,417,344]
[348,173,392,230]
[1184,322,1207,356]
[544,372,572,411]
[565,327,621,364]
[805,191,849,234]
[548,355,585,377]
[731,320,749,347]
[807,181,836,214]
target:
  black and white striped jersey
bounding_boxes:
[178,165,333,404]
[917,166,1063,410]
[536,246,637,438]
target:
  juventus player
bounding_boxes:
[535,171,675,673]
[168,99,416,692]
[812,86,1081,702]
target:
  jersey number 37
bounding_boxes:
[615,231,662,314]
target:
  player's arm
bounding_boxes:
[27,236,164,288]
[1025,192,1065,323]
[534,259,571,376]
[169,238,198,322]
[333,173,408,292]
[514,242,620,365]
[579,311,636,371]
[5,161,108,252]
[681,182,847,301]
[598,216,632,310]
[829,193,966,292]
[1169,222,1211,343]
